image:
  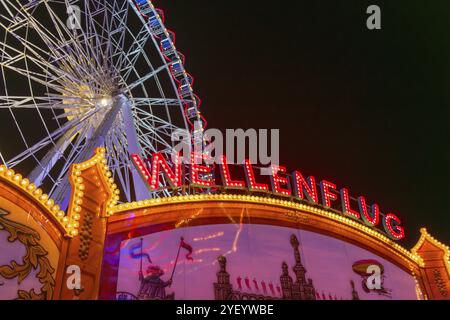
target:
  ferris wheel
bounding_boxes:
[0,0,207,204]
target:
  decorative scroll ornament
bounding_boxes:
[0,211,55,300]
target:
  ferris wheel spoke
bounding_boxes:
[27,126,78,186]
[3,1,102,86]
[114,26,153,81]
[1,9,74,67]
[37,2,100,63]
[0,96,70,109]
[41,5,102,81]
[134,109,180,136]
[0,1,40,27]
[0,53,59,85]
[115,25,150,76]
[100,22,173,117]
[91,16,160,89]
[0,56,67,94]
[131,124,165,155]
[0,33,51,67]
[119,48,166,90]
[136,116,177,140]
[133,107,177,123]
[0,55,80,97]
[138,121,180,140]
[137,130,174,155]
[0,1,16,19]
[103,1,129,58]
[53,109,89,120]
[6,1,107,89]
[82,1,112,73]
[47,125,96,193]
[84,0,127,66]
[130,97,187,107]
[6,107,99,168]
[102,15,166,89]
[126,64,168,92]
[0,103,90,111]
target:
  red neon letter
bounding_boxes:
[340,188,361,219]
[292,171,318,203]
[383,213,405,240]
[320,180,338,207]
[131,154,152,186]
[149,152,182,190]
[131,153,182,190]
[358,197,380,227]
[270,165,291,196]
[244,159,269,191]
[219,155,245,188]
[191,153,215,188]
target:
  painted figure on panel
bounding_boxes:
[138,265,173,300]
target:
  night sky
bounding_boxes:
[154,0,450,247]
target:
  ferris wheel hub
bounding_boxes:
[99,96,113,108]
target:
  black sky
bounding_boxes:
[154,0,450,247]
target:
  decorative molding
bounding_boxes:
[0,211,55,300]
[66,147,119,237]
[411,228,450,277]
[57,148,118,299]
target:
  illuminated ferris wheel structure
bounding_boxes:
[0,0,207,204]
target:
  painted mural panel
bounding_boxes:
[0,199,58,300]
[115,224,418,300]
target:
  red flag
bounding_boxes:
[180,237,193,261]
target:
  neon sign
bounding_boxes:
[131,153,405,241]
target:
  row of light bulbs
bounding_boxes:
[110,192,424,268]
[0,165,70,235]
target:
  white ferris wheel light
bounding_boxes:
[99,97,112,108]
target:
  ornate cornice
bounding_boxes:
[0,148,118,238]
[411,228,450,276]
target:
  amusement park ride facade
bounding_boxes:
[0,1,448,300]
